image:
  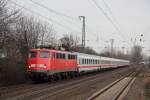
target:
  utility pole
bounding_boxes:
[110,39,114,57]
[79,16,85,49]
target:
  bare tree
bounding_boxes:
[100,49,129,59]
[59,34,79,51]
[0,0,20,56]
[0,0,27,85]
[15,16,55,60]
[130,45,143,64]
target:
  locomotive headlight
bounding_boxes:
[38,64,46,68]
[31,64,36,67]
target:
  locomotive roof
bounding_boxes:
[30,49,76,55]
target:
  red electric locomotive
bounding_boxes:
[27,49,78,81]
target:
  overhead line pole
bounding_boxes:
[110,39,114,57]
[79,16,86,49]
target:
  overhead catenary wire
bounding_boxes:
[29,0,80,22]
[91,0,122,36]
[101,0,121,30]
[29,0,107,48]
[29,0,82,30]
[9,0,80,33]
[90,0,131,46]
[101,0,127,41]
[29,0,109,42]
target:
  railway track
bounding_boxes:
[0,68,125,100]
[5,71,118,100]
[87,70,139,100]
[0,66,136,100]
[0,71,109,97]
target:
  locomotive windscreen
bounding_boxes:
[40,51,50,58]
[29,51,37,58]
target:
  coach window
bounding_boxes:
[86,59,89,64]
[82,59,84,64]
[86,59,88,64]
[87,59,88,64]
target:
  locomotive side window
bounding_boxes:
[62,54,65,59]
[56,53,66,59]
[68,54,71,59]
[40,52,50,58]
[68,54,75,59]
[56,53,59,58]
[29,52,36,58]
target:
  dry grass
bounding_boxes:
[143,68,150,100]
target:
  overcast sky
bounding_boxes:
[10,0,150,55]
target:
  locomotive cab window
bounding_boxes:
[29,51,37,58]
[40,52,50,58]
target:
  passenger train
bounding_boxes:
[27,49,129,81]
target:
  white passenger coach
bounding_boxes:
[76,53,129,72]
